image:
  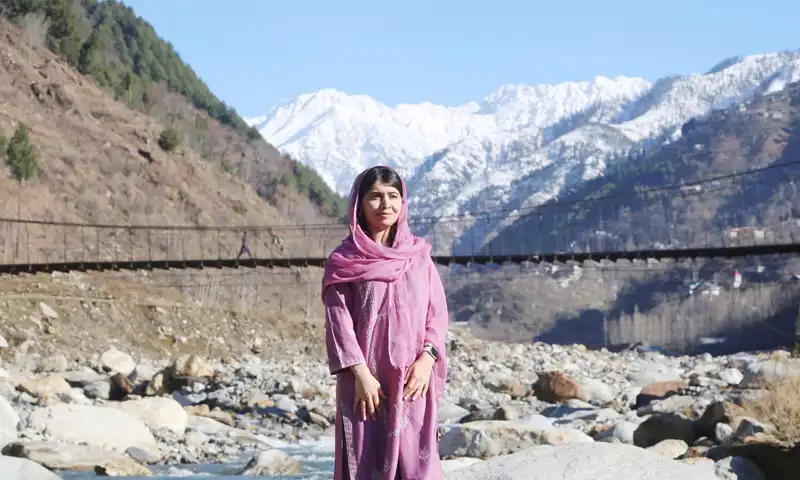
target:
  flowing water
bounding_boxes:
[57,437,335,479]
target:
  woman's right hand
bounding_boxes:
[351,364,385,421]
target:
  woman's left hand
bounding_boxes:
[403,353,435,400]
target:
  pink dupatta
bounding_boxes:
[321,167,447,396]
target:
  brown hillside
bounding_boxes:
[0,21,336,364]
[139,77,333,225]
[0,22,327,263]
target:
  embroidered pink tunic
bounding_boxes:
[324,253,449,480]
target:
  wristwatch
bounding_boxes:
[422,343,439,362]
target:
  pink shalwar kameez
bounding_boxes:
[322,168,449,480]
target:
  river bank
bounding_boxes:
[0,327,798,478]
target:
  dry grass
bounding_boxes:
[742,375,800,441]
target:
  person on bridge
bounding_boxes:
[321,165,449,480]
[237,231,253,260]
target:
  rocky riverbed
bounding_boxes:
[0,327,798,479]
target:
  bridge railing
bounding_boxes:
[0,219,353,265]
[0,214,799,267]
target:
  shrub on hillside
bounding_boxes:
[158,127,180,152]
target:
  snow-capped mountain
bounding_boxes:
[246,51,800,254]
[245,76,651,194]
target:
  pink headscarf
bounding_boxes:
[321,166,432,293]
[322,166,447,400]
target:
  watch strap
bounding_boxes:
[423,343,439,361]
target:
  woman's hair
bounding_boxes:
[357,166,404,246]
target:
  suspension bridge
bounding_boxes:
[0,160,799,355]
[2,157,800,274]
[0,213,799,275]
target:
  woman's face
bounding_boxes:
[360,181,402,234]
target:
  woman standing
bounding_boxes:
[321,166,449,480]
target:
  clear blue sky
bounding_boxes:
[122,0,799,117]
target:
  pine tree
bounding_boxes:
[5,124,38,182]
[77,30,101,77]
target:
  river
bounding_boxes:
[57,436,335,479]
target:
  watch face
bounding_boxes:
[430,346,439,359]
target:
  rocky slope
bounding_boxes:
[0,267,325,365]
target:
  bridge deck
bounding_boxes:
[1,242,798,275]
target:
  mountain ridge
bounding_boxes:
[245,75,652,194]
[248,51,800,187]
[481,78,800,256]
[248,50,800,253]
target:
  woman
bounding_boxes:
[321,166,449,480]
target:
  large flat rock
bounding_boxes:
[27,404,159,457]
[105,397,188,435]
[439,420,592,458]
[0,395,20,448]
[2,440,129,471]
[445,442,716,480]
[0,455,63,480]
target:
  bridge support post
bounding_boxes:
[794,305,800,358]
